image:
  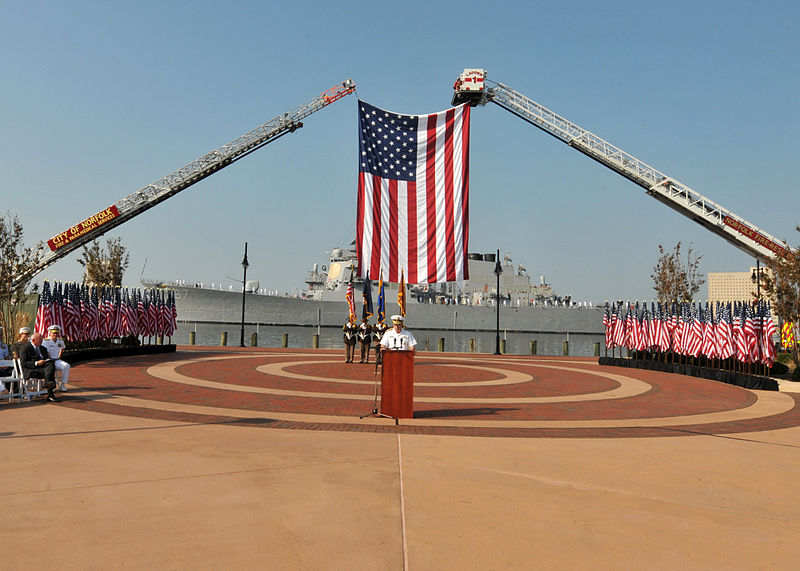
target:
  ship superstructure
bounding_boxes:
[302,243,564,307]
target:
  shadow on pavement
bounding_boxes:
[414,407,518,418]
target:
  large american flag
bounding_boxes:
[356,100,470,284]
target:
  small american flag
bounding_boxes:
[35,280,53,335]
[345,280,355,323]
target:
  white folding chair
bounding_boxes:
[14,358,48,401]
[1,360,24,403]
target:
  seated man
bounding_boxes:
[3,326,30,395]
[19,332,59,402]
[0,326,13,380]
[42,324,70,391]
[0,327,16,393]
[11,327,31,360]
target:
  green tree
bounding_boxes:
[762,226,800,372]
[0,213,40,345]
[78,237,130,287]
[651,242,705,301]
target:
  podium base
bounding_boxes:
[359,407,398,423]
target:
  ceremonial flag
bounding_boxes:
[361,273,373,319]
[733,302,748,362]
[345,279,355,322]
[624,303,636,349]
[700,302,717,359]
[89,286,101,340]
[120,289,134,336]
[63,283,80,342]
[35,281,53,335]
[51,282,64,334]
[377,273,385,324]
[148,291,159,336]
[668,302,679,351]
[687,303,703,358]
[637,303,650,351]
[137,289,149,337]
[168,291,178,337]
[718,302,734,360]
[743,304,758,363]
[762,302,777,365]
[612,303,626,348]
[398,268,406,317]
[657,302,671,352]
[356,100,471,284]
[100,287,113,338]
[648,302,660,351]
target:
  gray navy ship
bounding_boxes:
[145,243,603,334]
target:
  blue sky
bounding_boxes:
[2,0,798,303]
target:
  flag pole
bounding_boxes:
[494,250,502,355]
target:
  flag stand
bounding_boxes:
[360,359,396,422]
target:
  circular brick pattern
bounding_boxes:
[54,349,800,438]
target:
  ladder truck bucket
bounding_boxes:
[452,68,490,106]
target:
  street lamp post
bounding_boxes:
[494,249,502,355]
[751,259,762,301]
[240,242,249,347]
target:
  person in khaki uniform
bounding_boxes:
[358,317,373,363]
[342,318,357,363]
[372,320,388,364]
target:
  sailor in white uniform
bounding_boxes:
[379,315,417,353]
[42,324,70,391]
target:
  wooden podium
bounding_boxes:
[380,350,415,419]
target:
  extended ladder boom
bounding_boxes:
[19,79,356,284]
[452,69,786,261]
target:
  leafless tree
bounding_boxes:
[651,242,704,302]
[78,237,130,287]
[0,213,39,345]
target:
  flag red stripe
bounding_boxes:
[425,114,438,283]
[388,179,399,282]
[370,175,382,280]
[460,105,470,280]
[443,108,456,281]
[407,181,418,283]
[356,174,365,276]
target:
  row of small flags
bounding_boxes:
[345,271,404,324]
[35,281,178,342]
[604,300,778,366]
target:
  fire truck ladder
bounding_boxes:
[452,69,786,261]
[18,79,356,284]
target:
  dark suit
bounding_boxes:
[19,342,57,393]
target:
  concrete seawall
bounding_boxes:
[174,286,604,333]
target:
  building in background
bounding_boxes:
[707,267,771,303]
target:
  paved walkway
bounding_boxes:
[3,347,800,569]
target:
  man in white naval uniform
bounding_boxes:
[42,324,70,391]
[379,315,417,353]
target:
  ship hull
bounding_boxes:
[173,286,603,334]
